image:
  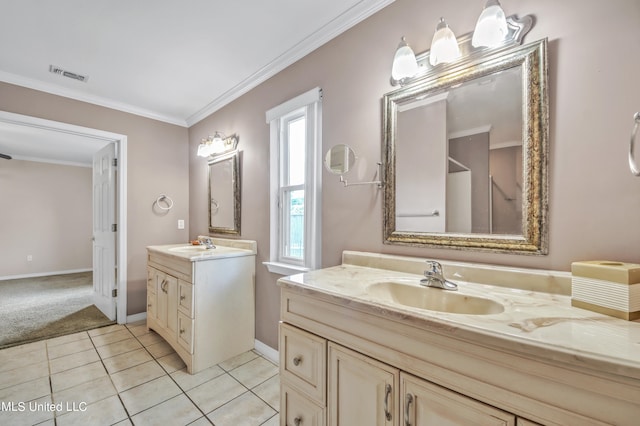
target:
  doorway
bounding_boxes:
[0,110,128,325]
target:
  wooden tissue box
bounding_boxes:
[571,261,640,321]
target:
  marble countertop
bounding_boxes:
[278,259,640,380]
[147,237,256,262]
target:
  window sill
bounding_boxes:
[263,261,310,276]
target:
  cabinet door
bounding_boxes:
[328,343,399,426]
[401,372,515,426]
[156,272,178,337]
[165,274,178,335]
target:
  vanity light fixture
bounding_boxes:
[429,18,461,66]
[391,37,419,82]
[390,7,534,86]
[197,132,238,158]
[472,0,509,48]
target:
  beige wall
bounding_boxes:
[0,82,190,315]
[189,0,640,349]
[0,160,92,277]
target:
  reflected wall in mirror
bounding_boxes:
[383,39,548,254]
[208,150,241,235]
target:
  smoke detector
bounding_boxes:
[49,65,89,82]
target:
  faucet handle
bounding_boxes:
[424,260,443,276]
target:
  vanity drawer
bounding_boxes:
[281,383,325,426]
[146,291,157,320]
[178,280,194,318]
[147,268,155,291]
[280,323,327,404]
[177,312,194,354]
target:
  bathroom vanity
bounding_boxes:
[146,238,256,374]
[278,251,640,425]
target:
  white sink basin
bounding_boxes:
[367,281,504,315]
[168,245,214,253]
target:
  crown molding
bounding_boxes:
[0,0,394,129]
[185,0,395,126]
[0,70,188,127]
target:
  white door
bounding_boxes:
[93,143,117,320]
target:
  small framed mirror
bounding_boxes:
[325,144,356,174]
[208,150,241,235]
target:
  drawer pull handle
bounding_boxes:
[160,280,168,293]
[405,393,414,426]
[292,356,302,366]
[294,417,302,426]
[384,383,392,421]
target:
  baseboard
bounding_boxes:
[254,339,279,365]
[0,268,92,281]
[126,312,147,324]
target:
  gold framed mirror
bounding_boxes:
[208,150,241,235]
[382,38,548,254]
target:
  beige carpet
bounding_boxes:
[0,272,115,349]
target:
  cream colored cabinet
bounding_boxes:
[328,343,398,426]
[401,372,515,426]
[147,248,255,374]
[280,321,554,426]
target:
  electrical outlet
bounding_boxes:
[27,255,32,262]
[178,219,185,230]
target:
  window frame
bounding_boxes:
[264,87,322,275]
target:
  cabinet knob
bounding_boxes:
[147,304,152,308]
[179,328,185,334]
[180,294,186,301]
[292,356,302,366]
[293,417,302,426]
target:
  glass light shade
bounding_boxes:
[197,141,213,157]
[210,135,226,154]
[472,0,508,47]
[429,18,461,66]
[197,132,226,157]
[391,37,419,81]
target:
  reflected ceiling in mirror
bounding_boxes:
[382,39,548,254]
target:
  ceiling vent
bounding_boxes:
[49,65,89,82]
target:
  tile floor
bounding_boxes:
[0,321,280,426]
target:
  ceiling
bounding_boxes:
[0,0,392,165]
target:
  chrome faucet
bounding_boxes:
[420,261,458,291]
[198,237,216,249]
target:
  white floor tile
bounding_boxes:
[0,332,280,425]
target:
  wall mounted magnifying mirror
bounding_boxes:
[382,38,548,254]
[325,144,382,188]
[208,150,241,235]
[325,144,356,174]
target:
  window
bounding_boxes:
[265,87,322,275]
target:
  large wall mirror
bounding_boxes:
[382,39,548,254]
[208,150,241,235]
